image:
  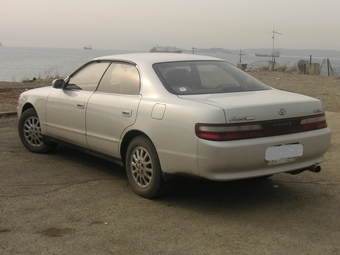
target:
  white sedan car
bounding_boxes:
[17,53,331,198]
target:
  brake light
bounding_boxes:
[196,124,264,141]
[196,114,327,141]
[300,115,328,131]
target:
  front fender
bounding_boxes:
[17,86,55,135]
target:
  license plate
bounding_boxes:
[265,144,303,165]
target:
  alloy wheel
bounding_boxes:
[23,116,43,148]
[130,146,154,189]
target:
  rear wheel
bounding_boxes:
[125,136,169,198]
[18,108,57,153]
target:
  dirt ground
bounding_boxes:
[1,71,340,113]
[249,71,340,113]
[0,114,339,254]
[0,79,53,113]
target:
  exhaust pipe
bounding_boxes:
[288,164,321,175]
[307,164,321,173]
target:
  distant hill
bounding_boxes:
[229,48,340,59]
[177,47,340,59]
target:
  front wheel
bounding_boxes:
[125,136,169,198]
[18,108,57,153]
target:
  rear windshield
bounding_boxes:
[153,60,271,95]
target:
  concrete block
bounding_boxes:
[237,63,247,71]
[305,63,320,75]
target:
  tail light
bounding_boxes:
[300,115,327,131]
[195,114,328,141]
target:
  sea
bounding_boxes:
[1,47,340,82]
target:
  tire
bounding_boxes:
[18,108,57,153]
[125,135,169,198]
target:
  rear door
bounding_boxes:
[86,62,141,158]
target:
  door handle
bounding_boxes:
[76,102,85,109]
[122,109,132,117]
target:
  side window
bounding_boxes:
[66,62,110,91]
[97,63,140,95]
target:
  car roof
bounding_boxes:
[94,53,223,66]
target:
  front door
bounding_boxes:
[46,61,110,147]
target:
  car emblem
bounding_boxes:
[278,108,286,116]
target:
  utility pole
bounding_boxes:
[239,50,245,63]
[268,24,281,69]
[192,47,197,54]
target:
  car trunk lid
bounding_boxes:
[179,89,324,123]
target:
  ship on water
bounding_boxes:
[84,45,92,50]
[150,46,182,53]
[255,51,280,58]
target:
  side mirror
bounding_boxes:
[52,79,65,89]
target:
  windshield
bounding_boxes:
[153,60,271,95]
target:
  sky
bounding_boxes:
[1,0,340,51]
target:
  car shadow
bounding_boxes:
[156,174,320,212]
[49,144,127,180]
[48,145,320,212]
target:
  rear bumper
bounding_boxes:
[197,127,331,180]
